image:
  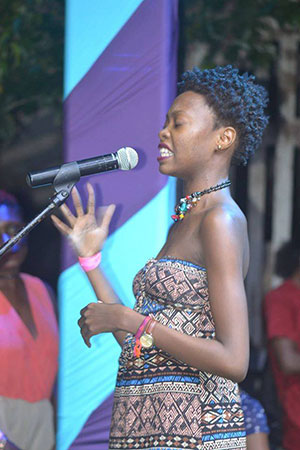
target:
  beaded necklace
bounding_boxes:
[171,179,231,222]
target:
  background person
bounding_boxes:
[264,241,300,450]
[0,191,58,450]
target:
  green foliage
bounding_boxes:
[0,0,64,145]
[182,0,300,68]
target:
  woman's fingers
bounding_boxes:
[60,203,76,227]
[78,301,102,347]
[52,186,115,239]
[85,333,92,347]
[99,204,116,229]
[80,326,91,348]
[72,186,84,216]
[78,316,84,327]
[86,183,95,216]
[51,215,72,236]
[78,318,91,347]
[80,305,88,316]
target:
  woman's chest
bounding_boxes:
[157,219,205,268]
[133,259,209,310]
[0,282,57,350]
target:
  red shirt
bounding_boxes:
[0,273,58,402]
[265,279,300,450]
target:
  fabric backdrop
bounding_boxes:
[58,1,178,448]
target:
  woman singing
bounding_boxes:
[52,65,269,450]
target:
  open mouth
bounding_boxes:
[157,145,174,161]
[159,148,173,158]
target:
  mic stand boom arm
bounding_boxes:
[0,162,80,259]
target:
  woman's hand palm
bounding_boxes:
[70,214,109,255]
[51,183,115,257]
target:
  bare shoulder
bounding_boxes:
[200,201,247,239]
[199,201,249,275]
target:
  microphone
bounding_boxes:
[26,147,139,188]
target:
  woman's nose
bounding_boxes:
[158,125,169,141]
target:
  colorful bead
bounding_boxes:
[172,180,231,222]
[180,202,188,212]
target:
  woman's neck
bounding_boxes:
[0,269,20,285]
[183,175,230,197]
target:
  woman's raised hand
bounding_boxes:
[51,182,115,257]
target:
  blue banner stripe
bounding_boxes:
[64,0,144,98]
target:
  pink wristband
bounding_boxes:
[78,252,101,272]
[135,316,151,339]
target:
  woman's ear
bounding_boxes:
[216,127,237,150]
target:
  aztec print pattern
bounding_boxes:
[109,257,246,450]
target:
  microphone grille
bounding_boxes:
[116,147,139,170]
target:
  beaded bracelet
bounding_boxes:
[78,252,102,272]
[134,316,151,358]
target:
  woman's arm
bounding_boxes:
[51,183,127,346]
[83,268,128,346]
[79,206,250,382]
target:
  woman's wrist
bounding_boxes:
[119,306,144,334]
[77,248,102,257]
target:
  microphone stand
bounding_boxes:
[0,162,80,258]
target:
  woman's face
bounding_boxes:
[0,204,27,273]
[158,91,220,179]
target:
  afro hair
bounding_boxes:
[177,65,269,165]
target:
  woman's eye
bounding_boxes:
[174,122,182,128]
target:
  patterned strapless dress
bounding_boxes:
[109,257,246,450]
